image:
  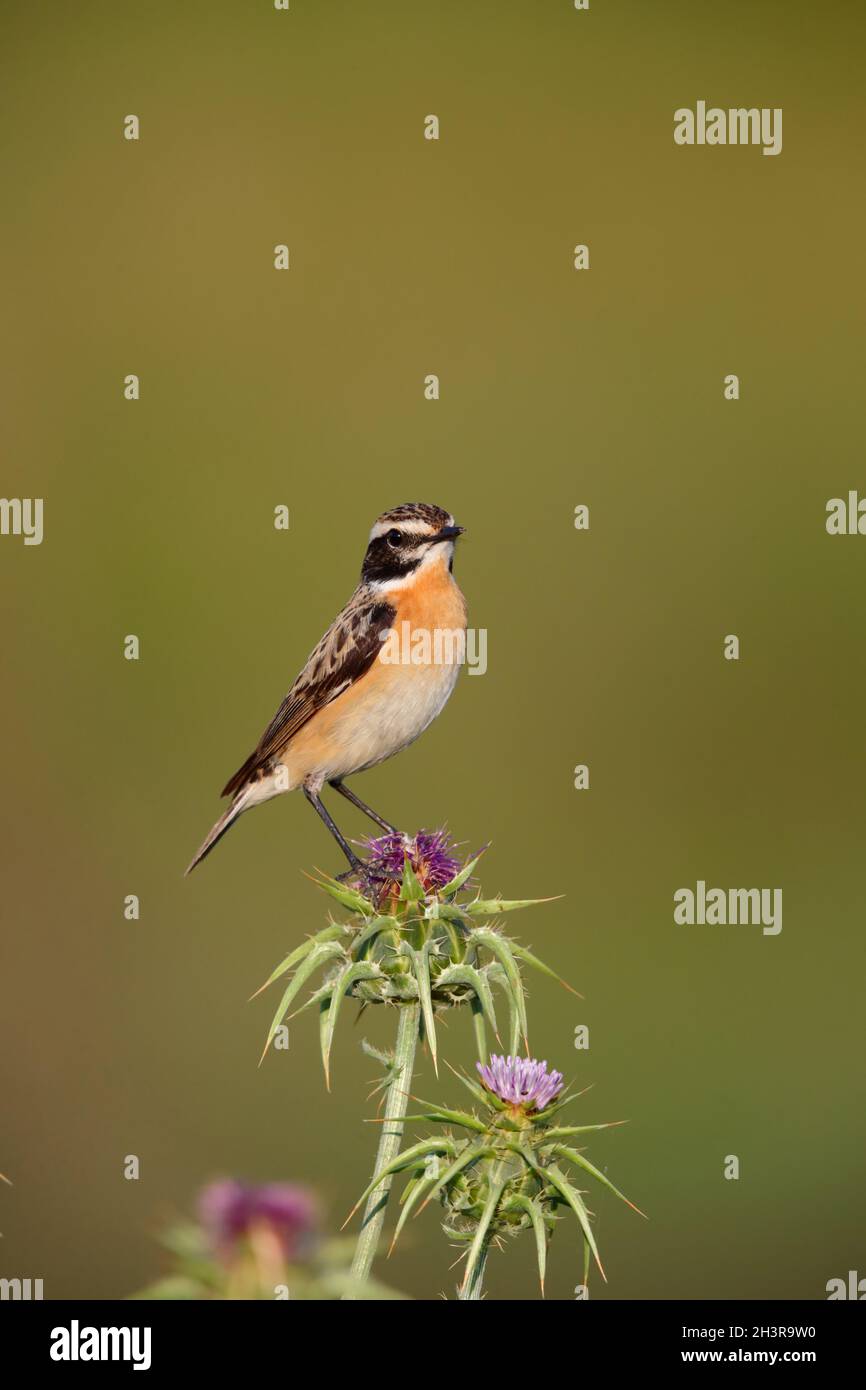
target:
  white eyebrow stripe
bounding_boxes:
[368,515,453,541]
[369,521,428,541]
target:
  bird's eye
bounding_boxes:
[386,529,402,548]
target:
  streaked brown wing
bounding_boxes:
[220,593,395,797]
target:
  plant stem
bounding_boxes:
[350,1000,420,1285]
[458,1167,505,1300]
[459,1247,488,1300]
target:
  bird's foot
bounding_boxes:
[336,858,369,887]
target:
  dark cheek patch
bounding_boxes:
[362,537,422,584]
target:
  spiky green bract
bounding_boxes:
[349,1070,643,1298]
[255,844,571,1084]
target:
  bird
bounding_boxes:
[186,502,467,877]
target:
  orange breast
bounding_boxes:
[393,555,467,633]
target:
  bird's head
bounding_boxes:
[362,502,464,587]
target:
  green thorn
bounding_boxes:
[259,941,344,1063]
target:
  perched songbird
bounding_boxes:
[186,503,466,877]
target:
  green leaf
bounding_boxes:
[360,1038,395,1068]
[250,924,345,999]
[470,997,488,1064]
[441,914,467,964]
[446,1063,495,1110]
[314,875,374,914]
[317,992,333,1086]
[484,962,520,1055]
[549,1144,645,1216]
[287,981,332,1020]
[435,962,499,1042]
[260,941,345,1061]
[507,1193,548,1296]
[514,1145,606,1281]
[345,1139,457,1224]
[509,942,581,997]
[397,1172,421,1206]
[403,941,438,1074]
[351,915,398,959]
[540,1123,626,1142]
[543,1161,605,1281]
[472,929,528,1049]
[418,1142,493,1214]
[396,1105,487,1134]
[320,961,380,1087]
[439,853,484,898]
[399,857,425,903]
[389,1173,438,1253]
[437,903,470,932]
[464,896,555,917]
[441,1223,475,1244]
[525,1088,579,1122]
[460,1173,508,1298]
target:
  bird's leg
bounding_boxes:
[303,784,366,877]
[328,779,399,835]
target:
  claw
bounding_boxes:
[336,858,371,886]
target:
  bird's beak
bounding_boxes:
[427,525,465,544]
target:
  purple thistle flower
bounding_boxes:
[363,829,463,893]
[476,1054,565,1113]
[198,1180,318,1261]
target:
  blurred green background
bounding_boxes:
[2,0,864,1300]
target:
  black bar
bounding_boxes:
[1,1299,860,1374]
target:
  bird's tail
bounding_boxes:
[185,794,249,876]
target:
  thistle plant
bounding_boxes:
[248,832,641,1295]
[255,832,570,1081]
[346,1054,644,1299]
[133,1180,404,1302]
[253,830,576,1285]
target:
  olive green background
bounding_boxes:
[2,0,864,1301]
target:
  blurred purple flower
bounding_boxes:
[476,1054,564,1112]
[364,829,463,893]
[198,1180,318,1261]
